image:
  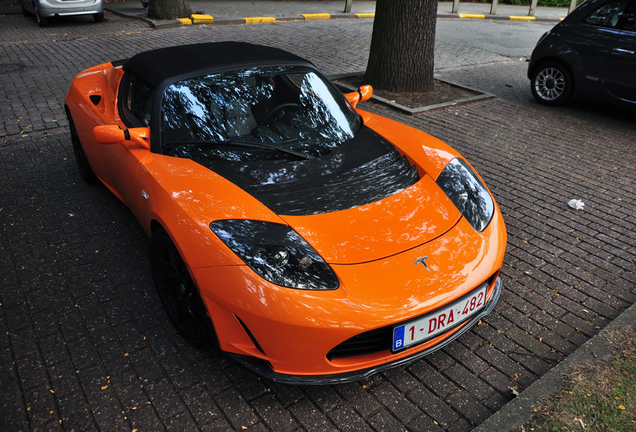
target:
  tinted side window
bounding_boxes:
[583,0,630,28]
[618,1,636,30]
[120,73,154,127]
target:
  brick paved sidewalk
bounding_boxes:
[0,17,517,139]
[1,15,635,432]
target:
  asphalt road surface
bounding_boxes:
[436,19,556,58]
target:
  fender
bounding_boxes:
[528,40,583,80]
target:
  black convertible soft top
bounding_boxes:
[122,42,312,88]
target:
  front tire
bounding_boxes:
[530,62,573,106]
[150,229,212,347]
[94,12,104,22]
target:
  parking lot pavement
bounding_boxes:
[0,11,153,139]
[1,15,636,432]
[101,0,566,25]
[0,10,152,44]
[0,17,512,140]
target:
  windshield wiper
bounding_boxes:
[167,138,313,160]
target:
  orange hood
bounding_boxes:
[280,175,461,264]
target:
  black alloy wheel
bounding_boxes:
[150,229,211,347]
[531,62,574,106]
[69,116,97,183]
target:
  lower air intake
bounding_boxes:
[327,326,392,361]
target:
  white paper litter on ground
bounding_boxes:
[568,199,585,210]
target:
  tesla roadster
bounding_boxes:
[65,42,507,384]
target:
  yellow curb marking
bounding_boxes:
[355,13,375,18]
[245,16,276,24]
[302,13,331,20]
[458,13,485,19]
[191,13,214,24]
[178,17,192,25]
[510,15,536,21]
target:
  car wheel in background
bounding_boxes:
[94,12,104,22]
[34,4,48,27]
[21,1,32,16]
[150,229,212,347]
[530,62,574,106]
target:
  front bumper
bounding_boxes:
[227,276,502,385]
[192,212,507,382]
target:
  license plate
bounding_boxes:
[392,284,487,352]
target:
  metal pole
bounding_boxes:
[452,0,460,14]
[344,0,353,13]
[528,0,537,16]
[490,0,498,15]
[568,0,577,14]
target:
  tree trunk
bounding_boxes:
[364,0,438,93]
[148,0,192,21]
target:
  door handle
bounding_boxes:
[613,47,635,55]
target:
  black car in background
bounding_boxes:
[528,0,636,106]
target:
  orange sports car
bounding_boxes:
[65,42,507,384]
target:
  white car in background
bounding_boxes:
[19,0,104,27]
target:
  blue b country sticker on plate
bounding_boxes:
[391,284,488,353]
[393,326,405,351]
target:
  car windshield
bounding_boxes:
[161,66,362,161]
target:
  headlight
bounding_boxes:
[209,220,339,290]
[436,158,494,232]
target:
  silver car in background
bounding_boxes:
[19,0,104,27]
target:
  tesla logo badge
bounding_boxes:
[141,190,149,200]
[414,256,431,272]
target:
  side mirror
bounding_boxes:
[358,85,373,102]
[345,85,373,108]
[93,125,150,150]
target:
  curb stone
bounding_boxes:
[100,8,563,29]
[0,4,563,25]
[474,300,636,432]
[331,72,495,114]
